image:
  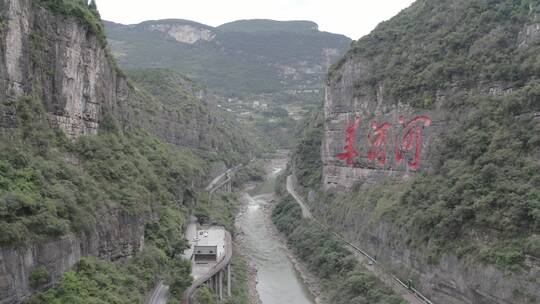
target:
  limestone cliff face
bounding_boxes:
[0,208,145,304]
[322,2,540,190]
[322,58,516,190]
[0,0,129,138]
[321,79,539,303]
[311,193,540,304]
[319,1,540,303]
[147,23,215,44]
[0,1,143,303]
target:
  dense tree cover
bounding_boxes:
[2,96,258,302]
[27,246,192,304]
[253,113,298,148]
[272,196,405,304]
[0,58,262,304]
[400,85,540,268]
[0,97,205,246]
[290,110,323,190]
[126,68,266,164]
[2,3,263,302]
[193,286,216,304]
[0,96,199,301]
[292,0,540,270]
[231,161,265,188]
[331,0,540,107]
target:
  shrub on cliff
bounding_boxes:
[34,0,106,45]
[29,266,51,289]
[290,110,323,189]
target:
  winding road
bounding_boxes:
[148,282,169,304]
[285,175,432,304]
[286,176,312,219]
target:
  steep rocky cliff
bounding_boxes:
[0,0,132,138]
[323,0,540,189]
[0,1,257,303]
[0,211,145,303]
[0,1,146,302]
[294,0,540,303]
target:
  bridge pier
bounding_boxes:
[206,263,232,299]
[227,263,231,296]
[219,270,223,300]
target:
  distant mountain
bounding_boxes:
[218,19,319,33]
[104,19,351,99]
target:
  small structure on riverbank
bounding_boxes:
[182,226,232,304]
[194,245,218,263]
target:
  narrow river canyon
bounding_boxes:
[235,157,315,304]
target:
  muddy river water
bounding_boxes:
[236,158,315,304]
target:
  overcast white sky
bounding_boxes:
[97,0,415,40]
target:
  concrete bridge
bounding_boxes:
[206,165,242,199]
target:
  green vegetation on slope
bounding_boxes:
[290,110,323,190]
[400,85,540,268]
[28,247,192,304]
[0,64,262,304]
[231,160,265,188]
[301,0,540,270]
[105,19,351,96]
[331,0,540,108]
[272,195,405,304]
[127,69,203,111]
[0,97,205,246]
[3,96,257,303]
[0,96,201,301]
[126,68,266,164]
[34,0,106,45]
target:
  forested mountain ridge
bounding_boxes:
[218,19,319,33]
[292,0,540,303]
[125,68,263,164]
[104,18,352,99]
[0,0,261,303]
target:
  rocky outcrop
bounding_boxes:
[322,57,443,190]
[0,0,129,138]
[0,206,145,304]
[147,23,215,44]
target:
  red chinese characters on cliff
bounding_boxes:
[367,121,392,166]
[336,116,361,165]
[394,115,432,170]
[336,115,432,170]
